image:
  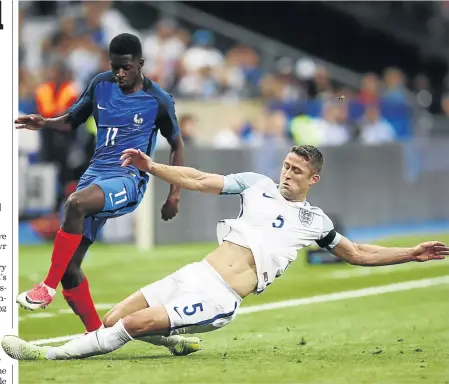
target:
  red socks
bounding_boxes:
[63,277,103,333]
[43,229,82,289]
[42,229,102,332]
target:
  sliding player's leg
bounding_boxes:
[1,306,169,361]
[2,292,195,360]
[3,261,241,360]
[103,280,200,356]
[133,260,241,354]
[2,289,153,361]
[45,306,170,360]
[47,271,239,360]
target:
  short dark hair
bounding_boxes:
[109,33,142,58]
[290,145,323,174]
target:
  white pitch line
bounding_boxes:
[19,304,117,322]
[238,276,449,314]
[57,304,114,315]
[330,259,449,279]
[26,313,56,319]
[28,276,449,346]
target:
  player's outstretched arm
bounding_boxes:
[330,236,448,266]
[121,149,224,194]
[14,114,73,132]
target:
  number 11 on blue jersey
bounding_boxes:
[105,127,118,146]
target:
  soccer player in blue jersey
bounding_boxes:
[14,33,185,333]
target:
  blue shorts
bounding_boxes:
[76,172,147,243]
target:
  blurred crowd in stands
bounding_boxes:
[19,1,449,159]
[17,0,449,217]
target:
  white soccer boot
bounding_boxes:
[1,335,51,361]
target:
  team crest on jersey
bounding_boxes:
[133,113,144,127]
[299,208,314,226]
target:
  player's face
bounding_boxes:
[110,54,142,90]
[279,153,320,201]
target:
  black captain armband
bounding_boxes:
[316,229,337,249]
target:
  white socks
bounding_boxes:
[44,321,182,360]
[46,319,132,360]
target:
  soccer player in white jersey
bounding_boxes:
[3,145,448,361]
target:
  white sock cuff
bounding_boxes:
[116,319,133,341]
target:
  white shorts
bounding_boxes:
[140,260,243,335]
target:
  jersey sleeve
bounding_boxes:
[67,74,101,129]
[315,213,342,250]
[156,92,181,143]
[220,172,267,195]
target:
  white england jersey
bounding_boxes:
[216,172,341,294]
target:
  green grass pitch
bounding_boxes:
[17,233,449,383]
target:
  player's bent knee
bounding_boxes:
[64,193,86,217]
[121,315,157,338]
[102,312,115,328]
[121,307,170,338]
[102,308,122,328]
[102,291,150,328]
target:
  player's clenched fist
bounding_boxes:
[14,114,46,130]
[120,148,153,173]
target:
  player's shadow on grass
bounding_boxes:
[17,354,180,363]
[92,354,190,361]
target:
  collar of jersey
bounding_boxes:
[275,184,309,208]
[117,75,153,96]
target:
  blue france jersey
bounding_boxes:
[67,71,180,180]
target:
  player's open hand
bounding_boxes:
[14,114,46,130]
[120,149,153,173]
[411,241,449,262]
